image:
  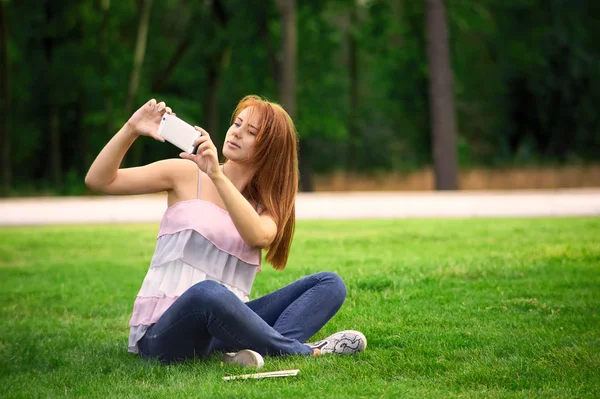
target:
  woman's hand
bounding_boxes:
[125,99,174,141]
[179,127,223,179]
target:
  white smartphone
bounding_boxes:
[157,113,202,154]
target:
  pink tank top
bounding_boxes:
[127,170,261,353]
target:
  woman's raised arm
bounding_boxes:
[85,99,182,196]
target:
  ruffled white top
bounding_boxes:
[127,197,261,354]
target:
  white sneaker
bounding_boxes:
[306,330,367,355]
[222,349,265,368]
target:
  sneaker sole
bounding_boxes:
[222,349,265,368]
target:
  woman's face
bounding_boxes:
[222,106,261,162]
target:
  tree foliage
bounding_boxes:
[1,0,598,194]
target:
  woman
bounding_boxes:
[85,96,366,366]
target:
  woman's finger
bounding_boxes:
[151,133,165,142]
[201,149,218,162]
[194,126,210,138]
[148,99,157,110]
[156,101,166,113]
[179,152,194,160]
[195,141,214,155]
[193,134,210,148]
[165,107,173,114]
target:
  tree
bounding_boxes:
[275,0,309,190]
[347,3,359,172]
[203,0,231,150]
[425,0,458,190]
[2,0,600,195]
[0,0,10,194]
[125,0,153,166]
[43,0,62,188]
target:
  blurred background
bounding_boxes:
[0,0,599,196]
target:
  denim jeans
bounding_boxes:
[137,271,347,363]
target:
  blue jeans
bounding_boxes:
[138,272,347,363]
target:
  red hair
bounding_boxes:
[230,95,299,270]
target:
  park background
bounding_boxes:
[1,1,599,398]
[1,0,599,195]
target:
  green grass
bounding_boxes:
[1,218,599,398]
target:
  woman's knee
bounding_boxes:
[316,272,347,303]
[184,280,229,306]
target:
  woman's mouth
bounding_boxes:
[227,141,241,149]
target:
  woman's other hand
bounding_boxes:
[179,127,222,179]
[126,99,174,141]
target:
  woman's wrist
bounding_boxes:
[122,121,139,138]
[209,167,225,182]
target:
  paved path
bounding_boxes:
[0,189,598,226]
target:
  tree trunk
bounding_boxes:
[151,35,193,93]
[258,8,279,86]
[44,2,62,188]
[347,6,359,172]
[425,0,458,190]
[0,1,11,195]
[203,0,230,150]
[204,64,220,138]
[276,0,297,118]
[100,0,113,138]
[298,141,313,192]
[203,48,230,152]
[126,0,153,166]
[78,92,90,174]
[150,1,201,93]
[276,0,311,191]
[203,62,220,149]
[49,105,62,187]
[277,0,298,119]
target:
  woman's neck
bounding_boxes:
[223,161,256,192]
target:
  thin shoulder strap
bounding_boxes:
[196,169,201,199]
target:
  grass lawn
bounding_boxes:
[0,218,599,398]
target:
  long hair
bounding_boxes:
[230,95,299,270]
